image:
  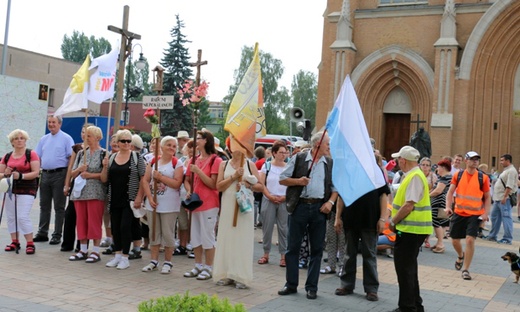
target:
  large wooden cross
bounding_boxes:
[189,49,208,87]
[411,114,426,132]
[107,5,141,133]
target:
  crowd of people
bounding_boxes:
[1,115,518,311]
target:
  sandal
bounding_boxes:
[279,258,286,267]
[69,251,88,261]
[184,266,202,278]
[258,256,269,264]
[26,243,35,255]
[196,268,212,280]
[462,270,472,280]
[102,245,114,255]
[85,252,101,263]
[320,266,336,274]
[424,241,431,248]
[161,262,173,274]
[5,241,20,252]
[142,262,158,272]
[216,278,234,286]
[455,252,464,271]
[432,246,445,254]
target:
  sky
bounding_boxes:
[0,0,325,101]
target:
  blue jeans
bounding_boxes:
[488,199,513,243]
[285,202,327,292]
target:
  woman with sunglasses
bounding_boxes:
[101,130,145,270]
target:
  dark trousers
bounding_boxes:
[61,199,79,250]
[110,205,134,255]
[38,170,67,238]
[393,231,428,312]
[285,202,327,292]
[341,229,379,293]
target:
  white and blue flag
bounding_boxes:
[325,75,386,206]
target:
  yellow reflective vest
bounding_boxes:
[392,168,433,235]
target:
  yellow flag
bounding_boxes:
[225,43,265,158]
[54,55,91,116]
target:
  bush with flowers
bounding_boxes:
[177,79,209,110]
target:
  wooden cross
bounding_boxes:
[411,114,426,132]
[189,49,208,87]
[107,5,141,133]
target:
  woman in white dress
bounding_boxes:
[213,142,263,289]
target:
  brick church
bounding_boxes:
[316,0,520,169]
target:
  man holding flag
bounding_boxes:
[325,75,389,301]
[277,131,338,300]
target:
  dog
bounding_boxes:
[501,247,520,283]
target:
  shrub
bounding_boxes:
[138,291,247,312]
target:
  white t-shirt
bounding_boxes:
[145,160,183,213]
[261,162,287,196]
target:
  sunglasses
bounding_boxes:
[119,139,132,144]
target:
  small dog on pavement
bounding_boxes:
[501,247,520,283]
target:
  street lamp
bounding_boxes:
[123,43,146,126]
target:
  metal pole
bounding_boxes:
[123,51,132,126]
[1,0,12,75]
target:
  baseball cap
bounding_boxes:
[391,146,420,161]
[465,151,480,159]
[177,130,189,139]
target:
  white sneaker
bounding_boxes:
[186,243,193,251]
[161,262,172,274]
[116,257,130,270]
[106,257,120,268]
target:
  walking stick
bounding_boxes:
[14,192,19,254]
[0,193,6,227]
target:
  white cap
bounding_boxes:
[465,151,480,159]
[177,130,189,139]
[294,140,307,148]
[131,134,144,150]
[391,145,420,161]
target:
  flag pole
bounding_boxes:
[232,152,245,227]
[83,109,89,165]
[105,98,113,152]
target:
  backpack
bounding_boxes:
[455,169,484,191]
[3,148,33,166]
[150,156,178,168]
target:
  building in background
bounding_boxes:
[316,0,520,168]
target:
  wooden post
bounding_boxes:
[107,5,141,133]
[232,152,245,227]
[150,66,164,241]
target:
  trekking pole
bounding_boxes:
[14,193,19,254]
[0,193,6,227]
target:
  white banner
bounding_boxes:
[142,96,174,109]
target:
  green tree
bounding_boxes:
[197,98,212,129]
[159,15,194,136]
[291,70,317,135]
[222,45,290,135]
[61,30,111,62]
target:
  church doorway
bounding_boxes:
[383,114,410,162]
